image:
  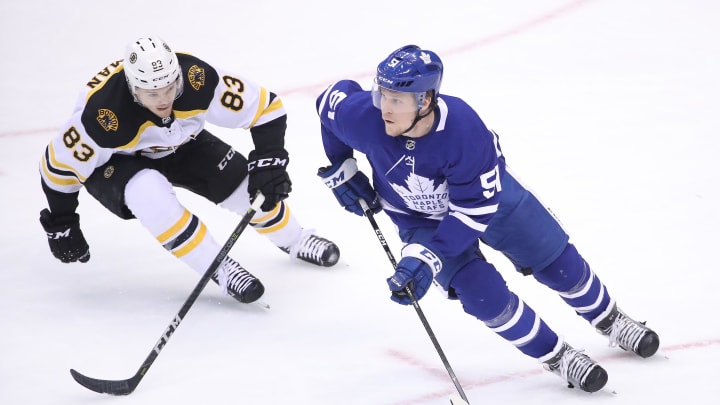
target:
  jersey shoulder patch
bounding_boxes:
[173,53,220,112]
[80,67,152,149]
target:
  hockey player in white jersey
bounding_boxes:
[315,45,659,393]
[39,36,340,305]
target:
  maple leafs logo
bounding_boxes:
[391,173,448,216]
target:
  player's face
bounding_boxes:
[135,81,179,119]
[377,88,419,137]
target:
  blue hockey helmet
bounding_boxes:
[372,45,443,110]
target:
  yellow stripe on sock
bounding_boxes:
[254,204,291,234]
[251,202,281,224]
[172,223,207,258]
[157,209,192,244]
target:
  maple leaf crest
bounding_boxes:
[390,173,449,216]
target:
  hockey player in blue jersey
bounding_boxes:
[315,45,660,393]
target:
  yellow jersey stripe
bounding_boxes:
[248,88,269,128]
[117,121,155,151]
[175,109,206,119]
[47,143,87,183]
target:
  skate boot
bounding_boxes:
[282,230,340,267]
[211,256,265,304]
[540,340,608,393]
[592,302,660,358]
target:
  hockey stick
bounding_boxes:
[70,192,266,395]
[359,199,470,405]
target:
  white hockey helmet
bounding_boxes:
[124,36,183,100]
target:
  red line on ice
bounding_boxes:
[0,0,598,140]
[386,337,720,404]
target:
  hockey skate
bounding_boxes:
[592,302,660,358]
[540,341,608,393]
[211,256,265,304]
[282,230,340,267]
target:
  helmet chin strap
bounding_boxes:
[402,98,437,136]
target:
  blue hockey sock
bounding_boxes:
[533,243,612,322]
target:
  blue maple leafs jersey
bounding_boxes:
[317,80,507,259]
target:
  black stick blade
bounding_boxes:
[70,369,139,395]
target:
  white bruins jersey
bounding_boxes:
[40,53,286,196]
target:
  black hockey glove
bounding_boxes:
[39,209,90,263]
[247,149,292,212]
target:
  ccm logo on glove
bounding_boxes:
[47,228,72,239]
[320,158,356,188]
[403,243,442,275]
[39,208,91,263]
[317,158,382,216]
[247,149,292,212]
[247,156,288,171]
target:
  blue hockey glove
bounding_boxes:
[39,208,90,263]
[387,243,443,305]
[317,158,381,216]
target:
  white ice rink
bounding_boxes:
[2,0,719,404]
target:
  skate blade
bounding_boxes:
[251,299,271,310]
[449,394,469,405]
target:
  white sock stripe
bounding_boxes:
[510,314,541,347]
[574,284,607,314]
[591,299,617,327]
[558,272,596,299]
[490,300,525,333]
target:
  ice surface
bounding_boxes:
[2,1,719,404]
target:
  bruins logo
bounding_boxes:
[188,65,206,90]
[103,165,115,178]
[97,109,119,132]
